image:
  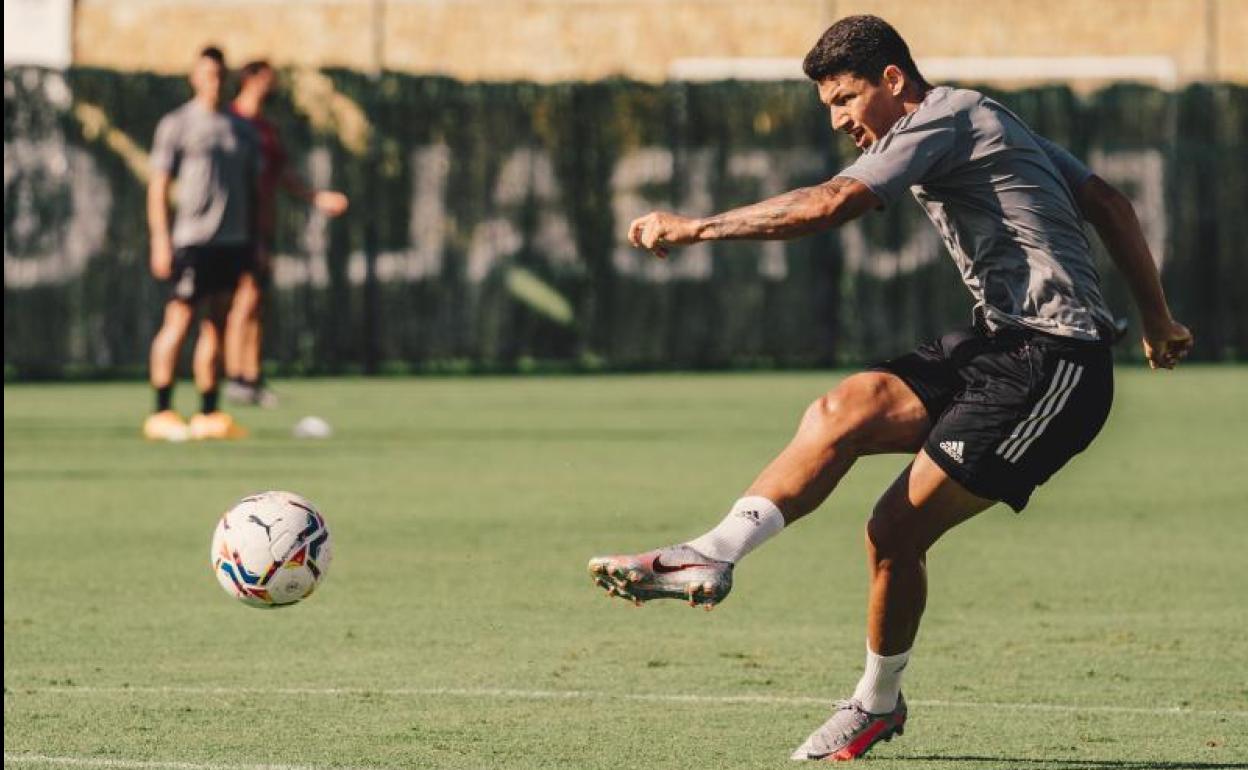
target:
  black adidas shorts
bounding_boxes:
[870,325,1113,511]
[167,243,254,303]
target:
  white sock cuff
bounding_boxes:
[729,496,786,531]
[865,643,911,667]
[853,643,911,714]
[687,495,785,563]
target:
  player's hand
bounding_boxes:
[150,238,173,280]
[628,211,699,259]
[313,190,350,217]
[1142,317,1193,370]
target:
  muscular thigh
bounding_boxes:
[826,371,931,456]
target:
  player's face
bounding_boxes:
[248,67,277,102]
[818,69,908,151]
[190,56,225,107]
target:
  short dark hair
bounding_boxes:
[199,45,226,68]
[802,15,928,87]
[240,59,272,81]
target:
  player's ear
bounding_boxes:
[882,64,906,96]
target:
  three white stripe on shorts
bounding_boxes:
[995,359,1085,463]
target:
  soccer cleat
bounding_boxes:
[251,384,280,409]
[790,694,906,762]
[142,410,190,442]
[224,379,254,405]
[225,380,280,409]
[188,411,249,440]
[587,544,732,608]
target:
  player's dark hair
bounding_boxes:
[198,45,226,68]
[802,15,929,87]
[240,59,272,81]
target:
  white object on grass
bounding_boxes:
[293,416,333,439]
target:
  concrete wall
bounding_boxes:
[71,0,1247,84]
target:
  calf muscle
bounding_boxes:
[865,450,994,654]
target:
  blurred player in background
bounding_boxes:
[144,45,260,441]
[223,59,349,408]
[589,15,1193,761]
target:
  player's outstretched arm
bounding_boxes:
[281,169,349,217]
[628,176,879,258]
[1074,175,1193,369]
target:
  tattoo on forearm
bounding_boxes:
[700,177,856,241]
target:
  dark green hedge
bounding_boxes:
[5,68,1245,378]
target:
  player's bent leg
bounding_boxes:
[588,372,929,609]
[865,448,993,655]
[748,372,929,523]
[791,451,993,762]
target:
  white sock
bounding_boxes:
[686,496,785,563]
[852,644,910,714]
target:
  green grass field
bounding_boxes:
[4,369,1247,770]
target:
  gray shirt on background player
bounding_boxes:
[150,100,261,248]
[840,86,1115,341]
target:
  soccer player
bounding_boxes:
[223,59,349,408]
[143,46,260,441]
[588,15,1193,761]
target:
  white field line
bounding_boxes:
[5,684,1246,719]
[2,754,383,770]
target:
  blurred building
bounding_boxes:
[6,0,1245,86]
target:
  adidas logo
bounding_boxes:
[939,440,965,464]
[738,509,762,525]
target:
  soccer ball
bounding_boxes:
[210,491,333,608]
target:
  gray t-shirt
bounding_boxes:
[151,100,261,248]
[840,86,1113,341]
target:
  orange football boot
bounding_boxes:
[188,411,249,440]
[142,410,190,442]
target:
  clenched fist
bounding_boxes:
[1142,318,1193,370]
[628,212,700,259]
[313,190,350,217]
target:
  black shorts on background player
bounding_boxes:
[872,325,1113,511]
[240,240,274,290]
[167,243,254,303]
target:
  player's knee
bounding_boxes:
[805,373,893,451]
[226,300,249,325]
[161,302,194,332]
[155,318,190,349]
[230,285,259,318]
[193,344,217,368]
[866,501,924,562]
